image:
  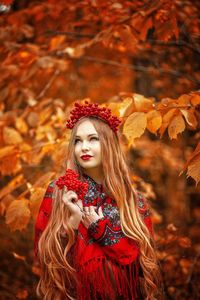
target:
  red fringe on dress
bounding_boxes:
[75,256,139,300]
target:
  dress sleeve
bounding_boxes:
[88,207,139,265]
[34,181,54,259]
[87,192,154,265]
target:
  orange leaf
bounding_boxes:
[168,113,185,139]
[180,109,198,129]
[49,35,66,51]
[0,145,17,159]
[5,199,31,231]
[0,194,15,216]
[178,237,191,248]
[139,17,153,41]
[186,154,200,186]
[0,150,21,176]
[177,94,191,107]
[151,209,163,224]
[16,289,28,299]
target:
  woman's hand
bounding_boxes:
[62,187,83,229]
[82,205,104,229]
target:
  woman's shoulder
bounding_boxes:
[40,179,57,208]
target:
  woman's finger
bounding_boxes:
[77,199,83,211]
[89,206,95,214]
[83,206,89,215]
[98,206,104,217]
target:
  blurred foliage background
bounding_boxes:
[0,0,199,299]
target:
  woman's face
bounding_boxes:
[74,120,102,170]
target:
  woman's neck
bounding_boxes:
[83,167,104,185]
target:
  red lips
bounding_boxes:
[81,155,93,160]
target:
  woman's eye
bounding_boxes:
[90,137,99,141]
[74,137,99,144]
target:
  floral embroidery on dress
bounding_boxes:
[82,174,106,205]
[102,203,121,227]
[89,222,126,246]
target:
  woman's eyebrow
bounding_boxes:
[75,133,98,138]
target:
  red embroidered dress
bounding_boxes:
[34,174,153,300]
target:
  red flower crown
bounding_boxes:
[66,101,122,132]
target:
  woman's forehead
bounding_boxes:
[76,120,98,136]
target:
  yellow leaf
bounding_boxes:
[18,143,32,164]
[0,145,17,159]
[180,109,198,129]
[118,97,135,118]
[123,112,147,143]
[6,199,31,231]
[106,102,121,117]
[159,108,177,137]
[3,126,23,145]
[168,113,186,139]
[0,149,21,176]
[190,94,200,106]
[29,187,46,220]
[15,118,28,134]
[39,106,54,125]
[36,125,57,141]
[146,110,162,133]
[0,194,15,216]
[133,94,154,112]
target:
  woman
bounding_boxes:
[34,101,162,300]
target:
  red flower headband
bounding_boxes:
[66,101,122,132]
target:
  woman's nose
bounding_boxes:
[81,140,90,150]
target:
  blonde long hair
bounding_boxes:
[36,116,163,300]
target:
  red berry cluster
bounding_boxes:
[55,169,89,201]
[66,101,122,133]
